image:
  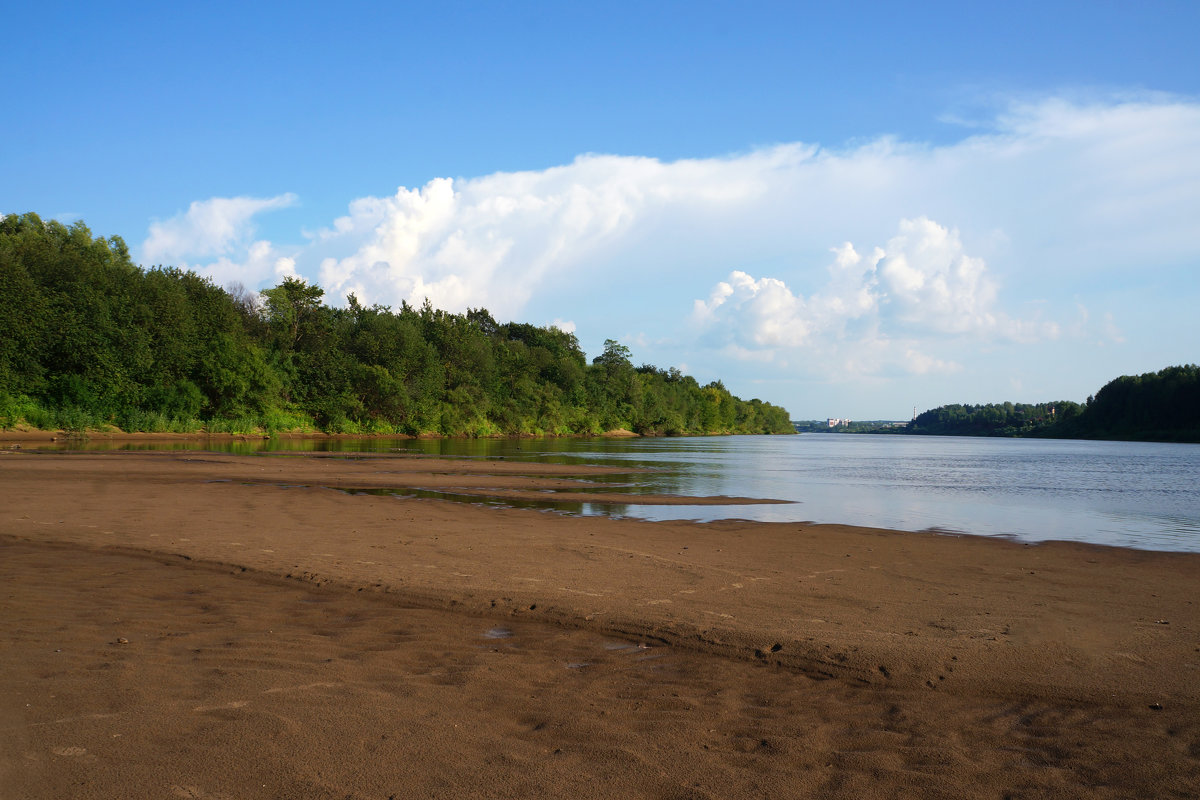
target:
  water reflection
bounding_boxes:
[336,486,638,517]
[332,485,785,523]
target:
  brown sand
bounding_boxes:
[1,447,1198,798]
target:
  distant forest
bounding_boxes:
[907,365,1200,442]
[0,213,793,436]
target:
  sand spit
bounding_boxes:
[2,450,1198,798]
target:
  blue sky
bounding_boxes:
[4,1,1199,419]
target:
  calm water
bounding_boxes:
[60,433,1200,552]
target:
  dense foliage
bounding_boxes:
[908,401,1081,437]
[0,213,793,436]
[1054,364,1200,442]
[908,365,1200,442]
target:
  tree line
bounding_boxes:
[907,365,1200,442]
[0,213,793,436]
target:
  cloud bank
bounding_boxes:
[305,149,784,316]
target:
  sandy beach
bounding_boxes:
[2,444,1198,798]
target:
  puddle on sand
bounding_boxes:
[219,481,790,524]
[328,482,796,525]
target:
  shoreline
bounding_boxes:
[0,425,764,445]
[2,441,1185,554]
[4,449,1199,796]
[7,433,1194,555]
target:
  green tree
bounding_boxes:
[0,213,796,437]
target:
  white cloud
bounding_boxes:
[191,242,299,291]
[306,150,791,317]
[875,217,1059,342]
[693,271,814,347]
[282,97,1195,324]
[904,348,963,376]
[143,194,296,264]
[140,194,297,289]
[692,217,1053,375]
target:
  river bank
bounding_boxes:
[2,450,1198,798]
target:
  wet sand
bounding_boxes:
[2,447,1198,798]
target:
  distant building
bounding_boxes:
[826,418,851,428]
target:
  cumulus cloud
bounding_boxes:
[143,194,296,263]
[692,237,886,351]
[141,194,297,289]
[287,97,1194,323]
[191,242,299,292]
[694,272,813,347]
[692,217,1055,374]
[875,218,1060,341]
[305,150,793,317]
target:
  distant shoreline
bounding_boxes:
[795,426,1200,444]
[0,425,795,445]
